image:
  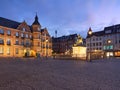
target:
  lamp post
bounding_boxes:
[88,29,92,62]
[45,39,48,58]
[107,39,111,58]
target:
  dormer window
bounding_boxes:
[23,28,26,32]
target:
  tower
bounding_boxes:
[32,14,41,32]
[31,14,41,56]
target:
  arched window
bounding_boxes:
[26,34,28,38]
[23,28,26,32]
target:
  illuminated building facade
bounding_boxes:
[86,24,120,59]
[52,34,78,54]
[0,16,52,57]
[52,34,86,55]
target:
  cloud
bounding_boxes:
[0,0,120,37]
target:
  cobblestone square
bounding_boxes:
[0,58,120,90]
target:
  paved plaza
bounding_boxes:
[0,58,120,90]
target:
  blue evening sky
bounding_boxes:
[0,0,120,37]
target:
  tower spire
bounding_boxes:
[32,13,40,25]
[35,12,38,21]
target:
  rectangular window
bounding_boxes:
[15,48,19,54]
[96,38,98,41]
[107,46,109,50]
[0,47,4,54]
[99,42,102,46]
[0,29,4,34]
[26,34,28,38]
[96,43,98,46]
[22,28,26,32]
[103,46,106,50]
[105,30,111,34]
[0,38,4,44]
[21,41,24,46]
[7,39,11,45]
[26,40,29,46]
[21,33,24,38]
[7,48,10,55]
[15,32,19,37]
[15,40,19,45]
[110,45,113,49]
[7,30,11,35]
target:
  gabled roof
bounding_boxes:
[0,17,21,29]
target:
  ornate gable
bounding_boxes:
[17,21,31,32]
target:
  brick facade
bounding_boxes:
[0,16,52,57]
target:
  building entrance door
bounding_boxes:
[106,52,113,57]
[24,49,30,57]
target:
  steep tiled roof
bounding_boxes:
[0,17,21,29]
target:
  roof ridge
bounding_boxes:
[0,17,21,24]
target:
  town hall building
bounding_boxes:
[0,15,52,57]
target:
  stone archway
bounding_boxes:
[24,49,30,57]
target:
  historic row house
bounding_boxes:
[0,15,52,57]
[86,24,120,59]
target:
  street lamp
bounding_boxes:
[88,28,92,62]
[45,39,48,58]
[107,39,111,58]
